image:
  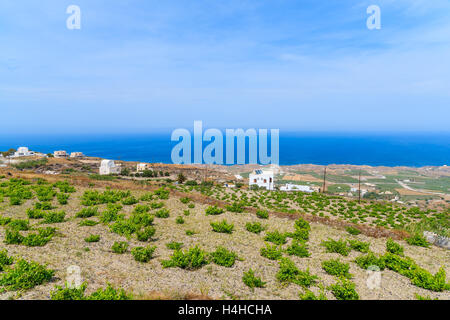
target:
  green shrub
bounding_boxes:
[7,219,29,231]
[99,204,124,223]
[276,257,318,287]
[26,208,45,219]
[264,231,288,245]
[150,202,164,209]
[346,226,361,235]
[354,252,386,270]
[154,187,170,199]
[242,269,266,289]
[131,246,156,262]
[329,279,359,300]
[161,246,209,270]
[185,229,196,236]
[210,220,234,234]
[133,204,150,214]
[76,207,98,218]
[415,293,438,300]
[188,203,195,209]
[79,219,99,227]
[348,239,370,253]
[4,228,24,245]
[286,241,310,258]
[88,283,133,300]
[129,212,154,227]
[0,216,12,225]
[380,253,449,291]
[51,283,132,300]
[322,259,352,278]
[288,218,311,241]
[410,266,448,292]
[180,197,191,204]
[289,229,309,242]
[84,235,100,243]
[56,193,70,205]
[183,210,191,216]
[139,193,154,201]
[0,259,54,291]
[43,211,66,224]
[225,202,244,213]
[299,289,327,300]
[122,196,138,205]
[246,222,265,234]
[321,238,351,256]
[205,205,224,216]
[256,209,269,219]
[50,283,87,300]
[22,227,56,247]
[406,234,430,248]
[166,241,183,250]
[136,226,156,242]
[294,218,311,232]
[112,241,129,254]
[386,238,404,255]
[382,252,416,275]
[54,181,76,193]
[260,243,283,260]
[176,216,185,224]
[155,208,170,218]
[109,219,140,238]
[210,246,238,267]
[0,249,13,271]
[34,201,53,210]
[10,197,22,205]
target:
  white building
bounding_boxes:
[13,147,35,157]
[136,163,149,172]
[280,183,313,193]
[249,169,274,190]
[99,160,121,175]
[54,150,68,158]
[70,152,84,158]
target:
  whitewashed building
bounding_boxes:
[249,169,274,190]
[99,160,121,175]
[136,163,149,172]
[54,150,68,158]
[70,152,84,158]
[280,184,313,193]
[13,147,35,157]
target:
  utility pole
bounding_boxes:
[322,166,327,193]
[358,170,361,203]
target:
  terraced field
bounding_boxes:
[0,176,448,300]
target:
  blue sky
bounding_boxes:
[0,0,449,134]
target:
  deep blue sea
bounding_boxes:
[1,133,449,167]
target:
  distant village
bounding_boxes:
[1,146,448,209]
[1,146,317,193]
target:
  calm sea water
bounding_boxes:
[1,133,449,167]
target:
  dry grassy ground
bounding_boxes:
[0,185,448,300]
